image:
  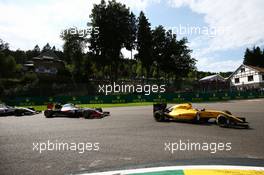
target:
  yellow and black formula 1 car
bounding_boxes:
[153,103,249,128]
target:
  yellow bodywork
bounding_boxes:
[167,103,198,120]
[166,103,244,123]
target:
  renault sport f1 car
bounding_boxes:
[44,103,110,119]
[0,103,40,116]
[153,103,249,128]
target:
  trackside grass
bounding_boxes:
[20,102,154,111]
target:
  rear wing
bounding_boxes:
[47,103,54,110]
[153,103,167,113]
[46,103,62,110]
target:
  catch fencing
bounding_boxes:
[2,91,264,106]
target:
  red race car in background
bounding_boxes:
[44,103,110,119]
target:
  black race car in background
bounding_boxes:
[44,103,110,119]
[0,103,41,116]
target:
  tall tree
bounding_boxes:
[89,0,135,81]
[152,25,166,79]
[25,45,40,60]
[33,45,40,53]
[0,40,17,78]
[173,37,196,78]
[0,55,16,78]
[243,46,264,67]
[42,43,51,52]
[12,50,26,64]
[160,30,196,83]
[61,27,86,81]
[52,46,56,51]
[125,12,137,59]
[243,48,253,66]
[0,39,9,51]
[136,11,153,79]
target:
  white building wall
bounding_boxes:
[257,73,264,82]
[230,65,263,87]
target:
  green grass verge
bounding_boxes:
[20,102,154,111]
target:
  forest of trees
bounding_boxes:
[0,0,197,95]
[59,0,196,83]
[243,46,264,68]
[3,0,259,97]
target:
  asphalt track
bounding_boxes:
[0,99,264,175]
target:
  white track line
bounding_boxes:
[81,165,264,175]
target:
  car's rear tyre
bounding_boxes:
[217,115,230,127]
[44,110,54,118]
[83,110,92,119]
[154,111,166,122]
[14,110,24,116]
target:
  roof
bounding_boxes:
[228,64,264,79]
[199,74,226,82]
[33,50,59,60]
[23,63,34,67]
[246,65,264,73]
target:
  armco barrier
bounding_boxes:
[3,91,264,106]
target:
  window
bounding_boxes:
[248,75,253,82]
[50,68,58,74]
[235,78,240,83]
[241,68,245,73]
[35,66,45,73]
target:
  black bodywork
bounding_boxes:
[0,104,40,116]
[44,103,110,119]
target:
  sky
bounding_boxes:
[0,0,264,72]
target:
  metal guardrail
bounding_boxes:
[3,91,264,106]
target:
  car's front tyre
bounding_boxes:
[154,111,166,122]
[44,110,54,118]
[217,115,230,127]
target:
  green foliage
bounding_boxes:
[0,0,206,97]
[152,27,196,81]
[42,43,51,52]
[21,72,38,83]
[125,12,137,52]
[0,53,17,78]
[61,27,86,82]
[243,46,264,67]
[34,45,40,52]
[89,0,136,80]
[15,64,22,73]
[25,45,40,60]
[136,11,153,78]
[219,72,232,78]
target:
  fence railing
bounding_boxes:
[2,91,264,106]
